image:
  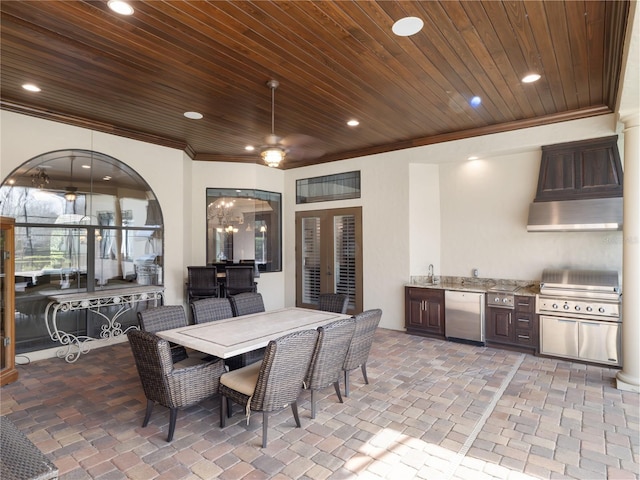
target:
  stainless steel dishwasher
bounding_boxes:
[445,290,486,345]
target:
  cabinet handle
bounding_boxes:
[517,335,530,340]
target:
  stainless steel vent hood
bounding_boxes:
[527,136,623,232]
[527,197,623,232]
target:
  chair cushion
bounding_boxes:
[220,360,262,396]
[174,356,210,369]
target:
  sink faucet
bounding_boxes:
[428,264,434,282]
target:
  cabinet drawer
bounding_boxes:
[514,329,535,346]
[515,313,533,330]
[515,296,534,313]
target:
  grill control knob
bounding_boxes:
[552,304,558,309]
[503,298,508,303]
[586,306,593,312]
[563,304,570,310]
[494,297,500,303]
[599,307,606,313]
[575,305,581,311]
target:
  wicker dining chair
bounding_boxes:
[137,305,189,363]
[304,318,356,418]
[191,297,234,324]
[226,292,267,370]
[187,265,220,302]
[318,293,349,314]
[127,329,226,442]
[342,309,382,397]
[218,328,319,447]
[229,292,265,316]
[224,265,257,297]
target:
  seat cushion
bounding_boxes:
[220,360,262,396]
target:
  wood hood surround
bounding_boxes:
[527,136,624,232]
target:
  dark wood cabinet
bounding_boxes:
[405,287,444,338]
[486,295,538,353]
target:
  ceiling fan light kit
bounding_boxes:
[261,146,286,168]
[261,79,287,168]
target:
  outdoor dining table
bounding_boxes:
[156,307,351,359]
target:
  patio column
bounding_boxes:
[617,112,640,392]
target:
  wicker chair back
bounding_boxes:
[342,309,382,396]
[137,305,189,363]
[343,309,382,370]
[318,293,349,314]
[229,292,265,316]
[306,318,355,390]
[224,265,256,296]
[191,297,234,324]
[187,266,220,301]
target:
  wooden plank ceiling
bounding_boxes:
[0,1,630,169]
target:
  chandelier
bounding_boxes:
[31,167,50,189]
[208,199,238,233]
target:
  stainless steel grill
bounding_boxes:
[537,268,622,366]
[538,268,621,320]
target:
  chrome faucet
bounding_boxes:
[428,264,434,283]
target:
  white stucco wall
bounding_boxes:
[0,111,188,306]
[1,110,625,334]
[188,161,285,311]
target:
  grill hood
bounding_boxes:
[527,136,623,233]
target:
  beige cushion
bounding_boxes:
[174,356,209,368]
[220,360,262,396]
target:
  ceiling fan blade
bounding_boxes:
[280,134,326,160]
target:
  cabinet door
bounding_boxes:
[579,321,620,365]
[407,295,427,329]
[424,297,443,331]
[1,217,17,386]
[405,288,444,336]
[540,316,579,358]
[486,308,512,342]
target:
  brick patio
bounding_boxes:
[1,329,638,479]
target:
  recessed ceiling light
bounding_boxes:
[467,155,479,160]
[522,73,541,83]
[103,176,112,181]
[108,0,134,15]
[347,119,360,127]
[245,145,255,152]
[392,17,424,36]
[22,83,41,92]
[184,111,203,120]
[470,96,482,107]
[81,165,91,169]
[7,179,15,185]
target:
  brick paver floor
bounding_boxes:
[1,329,638,479]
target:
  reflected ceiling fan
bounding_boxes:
[259,79,325,168]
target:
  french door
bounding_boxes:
[295,207,362,314]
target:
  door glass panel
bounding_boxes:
[1,226,8,370]
[301,217,321,304]
[334,214,356,311]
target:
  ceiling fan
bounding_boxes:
[259,79,325,168]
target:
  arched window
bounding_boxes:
[0,149,163,353]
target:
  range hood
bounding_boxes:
[527,136,624,232]
[527,197,623,232]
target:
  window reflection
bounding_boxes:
[1,149,164,353]
[206,189,281,272]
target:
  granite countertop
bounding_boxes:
[407,275,539,296]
